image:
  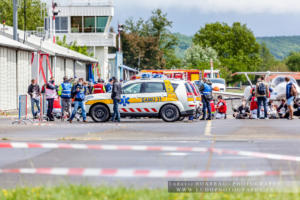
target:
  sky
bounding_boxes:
[112,0,300,37]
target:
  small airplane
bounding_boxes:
[213,71,300,101]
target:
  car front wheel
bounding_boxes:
[160,104,180,122]
[90,104,110,122]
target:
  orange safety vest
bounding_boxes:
[93,83,105,94]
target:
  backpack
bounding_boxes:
[257,82,266,95]
[291,84,298,97]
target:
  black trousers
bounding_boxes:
[47,98,54,120]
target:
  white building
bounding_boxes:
[0,35,34,111]
[0,26,97,111]
[50,0,116,81]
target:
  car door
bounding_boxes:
[139,82,167,114]
[119,82,143,114]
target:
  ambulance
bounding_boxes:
[85,77,196,122]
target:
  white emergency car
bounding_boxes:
[85,79,196,122]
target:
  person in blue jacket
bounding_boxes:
[105,78,113,93]
[285,77,297,120]
[69,78,87,123]
[58,76,72,119]
[199,78,212,120]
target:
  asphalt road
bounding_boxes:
[0,117,300,189]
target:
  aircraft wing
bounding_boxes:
[212,91,244,99]
[232,72,297,76]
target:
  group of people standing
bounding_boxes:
[27,77,121,123]
[234,76,299,120]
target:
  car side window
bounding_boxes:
[122,83,142,94]
[171,83,179,91]
[142,82,166,93]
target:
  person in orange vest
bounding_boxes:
[216,95,227,119]
[93,79,106,94]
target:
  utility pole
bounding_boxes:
[210,59,214,78]
[13,0,18,41]
[23,0,26,43]
[117,24,124,52]
[52,1,58,43]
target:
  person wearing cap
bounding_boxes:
[93,79,106,94]
[58,76,72,119]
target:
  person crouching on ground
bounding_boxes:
[234,99,250,119]
[249,96,258,119]
[69,78,87,123]
[293,99,300,118]
[277,99,288,119]
[268,100,278,119]
[111,77,122,122]
[216,95,227,119]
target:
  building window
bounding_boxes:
[55,17,68,33]
[96,16,108,33]
[84,16,95,33]
[71,16,82,33]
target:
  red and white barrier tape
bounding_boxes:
[1,142,300,162]
[0,168,294,178]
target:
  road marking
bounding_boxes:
[1,142,300,162]
[204,120,212,136]
[0,168,293,178]
[163,152,188,156]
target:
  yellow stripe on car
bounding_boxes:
[164,80,174,93]
[187,98,194,102]
[85,99,113,105]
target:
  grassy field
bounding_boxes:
[226,88,244,94]
[1,185,300,200]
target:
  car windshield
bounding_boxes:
[209,79,225,84]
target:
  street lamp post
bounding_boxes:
[118,24,124,52]
[13,0,18,41]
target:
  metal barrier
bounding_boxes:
[39,94,49,121]
[12,95,33,125]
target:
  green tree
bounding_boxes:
[259,42,277,71]
[193,22,262,82]
[122,9,181,69]
[184,45,219,68]
[0,0,46,31]
[56,36,94,57]
[286,52,300,71]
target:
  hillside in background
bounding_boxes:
[174,33,300,60]
[173,33,193,59]
[257,36,300,60]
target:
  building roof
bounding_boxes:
[0,26,97,63]
[120,65,138,72]
[56,0,114,6]
[0,35,35,51]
